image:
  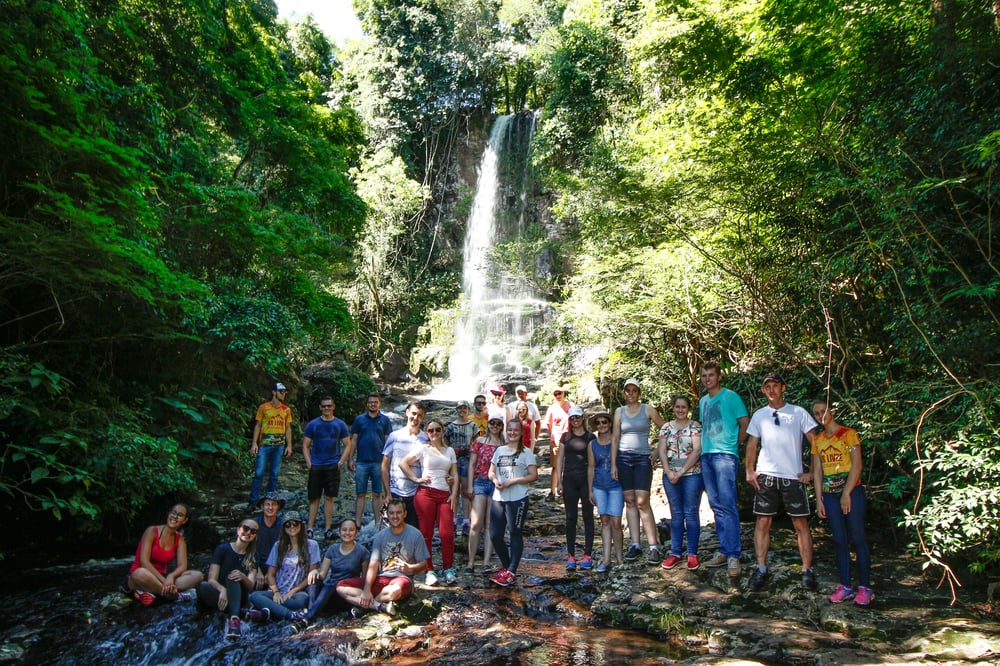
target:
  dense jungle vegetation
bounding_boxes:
[2,0,998,587]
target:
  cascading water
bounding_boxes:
[441,113,550,398]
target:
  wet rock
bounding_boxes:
[901,623,1000,661]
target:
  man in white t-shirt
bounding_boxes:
[744,372,819,592]
[507,385,541,442]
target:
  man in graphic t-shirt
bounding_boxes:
[247,382,293,510]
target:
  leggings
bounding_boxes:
[562,472,594,557]
[413,486,455,571]
[490,497,528,574]
[247,589,309,620]
[196,578,247,617]
[307,583,348,620]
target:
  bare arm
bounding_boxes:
[745,435,760,489]
[302,436,313,468]
[251,420,262,455]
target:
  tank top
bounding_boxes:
[129,526,179,575]
[560,429,591,478]
[591,438,620,490]
[619,404,651,454]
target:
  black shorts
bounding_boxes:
[308,465,340,500]
[753,474,810,517]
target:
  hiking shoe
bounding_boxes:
[802,569,818,591]
[647,546,661,565]
[596,562,608,573]
[424,570,439,586]
[748,567,769,591]
[226,616,242,640]
[376,600,396,616]
[325,528,336,541]
[661,554,683,570]
[705,552,727,568]
[244,607,270,622]
[828,584,855,603]
[579,554,593,570]
[854,586,874,607]
[566,555,577,571]
[727,556,742,577]
[687,555,701,571]
[624,543,642,561]
[442,568,457,584]
[134,590,156,606]
[306,527,315,539]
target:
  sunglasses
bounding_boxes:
[426,427,443,433]
[594,419,610,426]
[553,391,564,396]
[474,401,486,405]
[489,420,503,426]
[320,404,334,409]
[284,521,302,528]
[570,415,583,419]
[772,410,780,426]
[239,525,258,534]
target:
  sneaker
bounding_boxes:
[377,600,396,616]
[490,568,511,586]
[546,492,556,502]
[687,555,701,571]
[226,616,242,640]
[596,562,608,573]
[566,555,577,571]
[748,567,769,591]
[727,556,742,577]
[350,606,368,619]
[461,519,471,536]
[705,552,727,568]
[244,607,270,622]
[465,565,475,575]
[442,568,457,584]
[133,590,156,606]
[501,569,516,585]
[854,586,874,606]
[175,590,196,602]
[828,584,855,603]
[647,546,661,565]
[579,554,593,570]
[290,618,309,634]
[624,543,642,561]
[288,609,309,623]
[325,528,336,540]
[425,570,439,586]
[802,569,818,591]
[661,554,683,570]
[306,527,315,539]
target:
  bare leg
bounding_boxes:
[355,494,366,527]
[612,516,624,564]
[308,498,320,532]
[623,490,641,545]
[754,515,773,568]
[601,515,613,564]
[468,494,488,567]
[635,490,658,546]
[323,496,335,532]
[791,516,814,570]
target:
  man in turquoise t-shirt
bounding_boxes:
[698,362,749,581]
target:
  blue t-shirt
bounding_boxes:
[699,388,748,456]
[304,416,350,466]
[321,542,370,586]
[350,412,394,463]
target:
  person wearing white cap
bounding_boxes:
[556,405,595,570]
[507,385,541,442]
[544,386,574,501]
[247,382,293,510]
[612,378,666,564]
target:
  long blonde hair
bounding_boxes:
[506,419,525,457]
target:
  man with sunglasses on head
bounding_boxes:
[381,401,428,529]
[470,394,489,436]
[247,382,293,511]
[744,372,820,592]
[303,396,351,541]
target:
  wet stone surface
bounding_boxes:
[2,393,999,664]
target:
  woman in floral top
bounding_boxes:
[656,395,704,571]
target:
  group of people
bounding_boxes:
[124,368,873,639]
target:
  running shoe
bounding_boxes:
[491,568,516,587]
[854,586,874,606]
[424,570,439,586]
[624,543,642,561]
[306,527,315,539]
[579,554,593,570]
[133,590,156,606]
[646,545,661,565]
[442,568,457,584]
[288,609,308,623]
[565,555,576,571]
[226,616,242,640]
[501,569,516,585]
[687,555,701,571]
[802,569,818,591]
[175,590,196,602]
[705,552,727,568]
[325,528,336,541]
[595,562,608,573]
[461,519,471,536]
[828,584,855,603]
[661,554,683,570]
[244,607,270,622]
[376,600,396,616]
[748,567,769,591]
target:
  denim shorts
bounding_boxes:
[473,476,495,497]
[616,451,653,492]
[456,456,470,483]
[354,461,383,494]
[592,485,624,517]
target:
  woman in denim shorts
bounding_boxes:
[587,411,623,572]
[467,408,504,573]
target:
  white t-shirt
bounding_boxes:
[490,445,537,502]
[747,403,818,479]
[416,444,457,491]
[506,400,541,423]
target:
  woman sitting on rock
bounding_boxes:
[195,518,259,640]
[247,510,320,623]
[124,503,203,606]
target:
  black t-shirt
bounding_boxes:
[254,514,283,569]
[561,429,591,478]
[212,542,253,578]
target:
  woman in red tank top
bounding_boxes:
[126,504,204,605]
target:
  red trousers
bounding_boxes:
[413,486,455,571]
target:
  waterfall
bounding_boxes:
[438,113,549,398]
